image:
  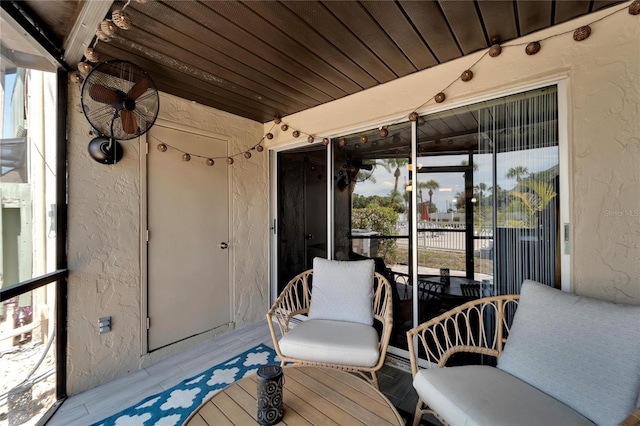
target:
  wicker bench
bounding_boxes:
[407,280,640,426]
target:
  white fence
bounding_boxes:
[395,221,493,253]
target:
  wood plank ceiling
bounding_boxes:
[13,0,626,123]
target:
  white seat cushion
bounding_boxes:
[414,365,595,426]
[278,319,379,367]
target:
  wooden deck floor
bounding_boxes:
[47,320,429,425]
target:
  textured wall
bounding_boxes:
[66,89,267,395]
[265,6,640,304]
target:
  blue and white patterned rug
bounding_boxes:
[92,344,279,426]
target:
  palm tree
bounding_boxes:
[511,180,557,227]
[417,179,440,212]
[476,182,487,202]
[380,158,409,192]
[506,166,529,182]
[380,158,409,203]
[460,160,479,171]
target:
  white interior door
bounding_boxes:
[146,124,230,351]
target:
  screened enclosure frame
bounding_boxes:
[0,67,69,421]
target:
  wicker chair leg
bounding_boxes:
[356,370,380,390]
[370,371,379,390]
[413,398,424,426]
[413,399,449,426]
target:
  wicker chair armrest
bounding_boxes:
[371,272,394,370]
[266,269,312,334]
[406,294,520,376]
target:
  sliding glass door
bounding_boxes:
[272,83,565,355]
[475,86,561,296]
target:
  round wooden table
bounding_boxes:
[183,365,405,425]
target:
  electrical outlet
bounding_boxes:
[98,316,111,335]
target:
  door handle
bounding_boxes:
[219,242,229,249]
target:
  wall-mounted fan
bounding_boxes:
[80,60,159,164]
[338,158,376,191]
[345,158,376,183]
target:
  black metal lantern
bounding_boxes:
[256,365,284,425]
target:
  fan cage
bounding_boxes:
[80,60,159,141]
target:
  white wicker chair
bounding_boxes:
[406,294,521,426]
[267,268,393,389]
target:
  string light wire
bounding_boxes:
[81,0,637,166]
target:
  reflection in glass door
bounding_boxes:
[331,121,415,350]
[414,165,477,323]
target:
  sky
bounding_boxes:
[2,73,17,138]
[354,147,558,212]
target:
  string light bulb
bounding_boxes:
[256,145,264,152]
[95,26,112,42]
[292,130,300,138]
[157,143,167,152]
[525,41,541,55]
[226,157,234,165]
[77,62,92,74]
[84,47,100,62]
[244,151,252,159]
[112,10,132,30]
[206,158,215,166]
[573,26,591,41]
[101,20,117,37]
[71,73,84,84]
[182,153,191,161]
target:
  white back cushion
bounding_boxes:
[498,280,640,425]
[308,258,374,325]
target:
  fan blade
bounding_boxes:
[127,78,148,101]
[88,83,121,106]
[121,110,138,134]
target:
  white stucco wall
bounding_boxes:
[265,5,640,304]
[66,89,267,395]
